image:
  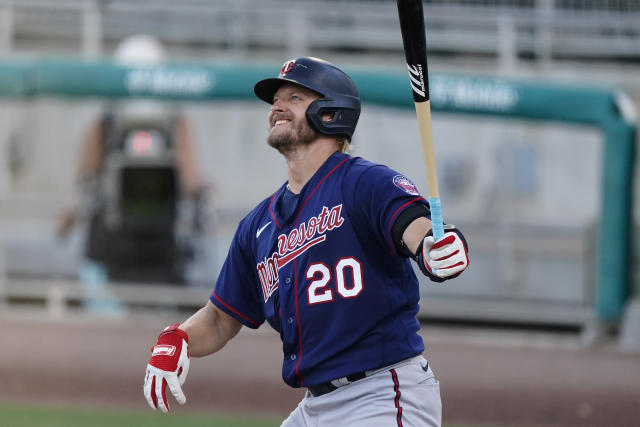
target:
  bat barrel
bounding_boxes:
[396,0,430,103]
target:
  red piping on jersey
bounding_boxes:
[292,156,348,386]
[386,197,425,254]
[268,190,282,229]
[390,369,404,427]
[211,291,260,327]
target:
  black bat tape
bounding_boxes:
[396,0,430,102]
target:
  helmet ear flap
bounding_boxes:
[306,97,361,139]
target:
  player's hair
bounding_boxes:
[337,137,350,153]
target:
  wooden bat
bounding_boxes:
[396,0,444,241]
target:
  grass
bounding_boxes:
[0,402,281,427]
[0,402,482,427]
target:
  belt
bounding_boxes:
[307,371,367,397]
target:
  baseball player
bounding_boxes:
[144,57,469,426]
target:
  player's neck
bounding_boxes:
[285,137,339,194]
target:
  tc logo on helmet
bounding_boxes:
[279,60,295,77]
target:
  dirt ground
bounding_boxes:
[2,310,640,427]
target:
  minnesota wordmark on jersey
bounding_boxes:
[257,204,345,302]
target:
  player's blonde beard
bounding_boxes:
[267,116,319,154]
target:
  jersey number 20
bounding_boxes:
[306,257,363,305]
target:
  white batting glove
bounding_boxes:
[143,323,190,413]
[420,225,469,282]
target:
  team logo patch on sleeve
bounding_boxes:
[392,175,420,195]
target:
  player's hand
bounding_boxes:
[143,324,190,413]
[421,225,469,282]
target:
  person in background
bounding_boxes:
[58,35,207,312]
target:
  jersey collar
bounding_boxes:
[269,152,350,229]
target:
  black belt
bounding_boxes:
[307,371,367,397]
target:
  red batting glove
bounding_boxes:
[143,323,190,413]
[419,225,469,282]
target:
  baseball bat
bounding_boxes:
[396,0,444,241]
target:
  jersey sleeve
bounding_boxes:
[210,221,265,329]
[345,163,429,255]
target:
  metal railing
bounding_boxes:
[0,0,638,61]
[0,278,209,317]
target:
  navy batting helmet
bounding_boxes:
[254,57,361,140]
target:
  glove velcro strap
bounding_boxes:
[158,323,189,344]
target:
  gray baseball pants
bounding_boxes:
[281,355,441,427]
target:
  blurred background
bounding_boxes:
[0,1,639,426]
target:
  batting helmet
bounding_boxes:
[254,57,361,140]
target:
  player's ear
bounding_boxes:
[321,111,336,123]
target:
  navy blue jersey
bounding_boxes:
[211,152,429,388]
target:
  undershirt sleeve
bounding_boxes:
[390,203,431,258]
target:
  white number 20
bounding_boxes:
[306,257,364,305]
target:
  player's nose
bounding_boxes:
[271,98,287,113]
